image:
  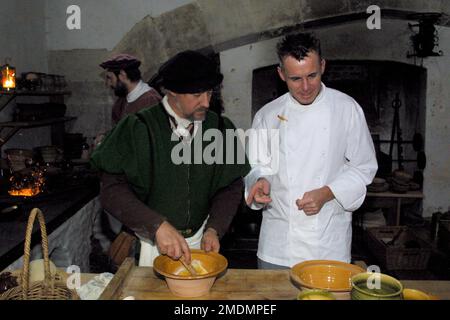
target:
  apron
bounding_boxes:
[137,219,207,266]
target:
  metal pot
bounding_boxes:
[4,148,34,172]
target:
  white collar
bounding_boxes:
[162,95,193,129]
[126,80,151,103]
[162,96,202,140]
[288,82,326,108]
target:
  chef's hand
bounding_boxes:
[155,221,192,263]
[246,178,272,205]
[201,228,220,253]
[296,186,334,216]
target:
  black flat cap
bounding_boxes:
[159,50,223,94]
[100,53,141,71]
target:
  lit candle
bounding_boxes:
[1,64,16,90]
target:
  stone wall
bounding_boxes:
[3,0,448,216]
[0,0,51,153]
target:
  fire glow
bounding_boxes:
[1,64,16,90]
[8,168,45,197]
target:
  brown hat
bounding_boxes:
[100,53,141,71]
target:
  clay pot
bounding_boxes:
[4,149,33,172]
[402,288,434,300]
[36,146,61,163]
[290,260,365,300]
[153,249,228,298]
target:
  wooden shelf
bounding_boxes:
[0,116,76,128]
[0,90,74,149]
[0,90,72,113]
[366,190,424,199]
[0,90,71,96]
[0,117,76,148]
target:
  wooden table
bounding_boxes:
[366,191,424,225]
[98,258,450,300]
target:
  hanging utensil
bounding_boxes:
[413,170,424,187]
[417,151,427,170]
[389,93,404,170]
[412,98,424,152]
[412,132,424,152]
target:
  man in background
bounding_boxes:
[93,54,161,269]
[100,53,161,124]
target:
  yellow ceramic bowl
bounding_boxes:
[297,289,336,300]
[153,249,228,298]
[291,260,365,294]
[403,288,433,300]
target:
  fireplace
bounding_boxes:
[0,162,98,222]
[252,60,427,177]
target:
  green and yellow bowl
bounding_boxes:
[351,272,403,300]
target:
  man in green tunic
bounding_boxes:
[91,50,250,266]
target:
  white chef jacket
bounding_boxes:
[244,83,377,267]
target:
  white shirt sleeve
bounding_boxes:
[244,113,276,210]
[327,101,378,212]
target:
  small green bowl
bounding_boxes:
[351,273,403,300]
[297,289,336,300]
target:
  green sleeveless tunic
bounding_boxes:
[91,103,250,233]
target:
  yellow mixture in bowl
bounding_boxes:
[175,260,209,276]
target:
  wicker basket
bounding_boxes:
[366,226,431,270]
[0,208,79,300]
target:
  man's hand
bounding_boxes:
[296,186,335,216]
[246,178,272,205]
[201,228,220,253]
[94,132,106,149]
[155,221,191,263]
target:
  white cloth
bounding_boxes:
[137,219,207,267]
[245,83,377,267]
[77,273,114,300]
[126,80,152,103]
[162,95,201,142]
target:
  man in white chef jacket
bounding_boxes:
[245,32,378,269]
